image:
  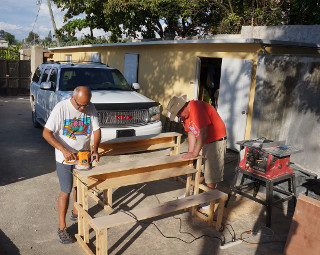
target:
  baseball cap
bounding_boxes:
[167,95,188,121]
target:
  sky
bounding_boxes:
[0,0,106,42]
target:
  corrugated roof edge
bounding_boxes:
[48,38,320,51]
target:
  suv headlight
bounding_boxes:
[148,106,160,122]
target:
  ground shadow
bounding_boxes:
[0,229,20,255]
[0,96,56,186]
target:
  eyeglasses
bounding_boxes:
[74,97,89,108]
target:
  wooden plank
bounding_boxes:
[76,155,202,178]
[87,166,197,191]
[284,195,320,255]
[91,189,227,230]
[75,234,94,255]
[99,132,181,144]
[97,132,181,156]
[98,142,177,156]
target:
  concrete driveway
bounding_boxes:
[0,96,293,255]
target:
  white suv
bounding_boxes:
[30,62,162,140]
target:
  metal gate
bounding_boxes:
[0,59,31,96]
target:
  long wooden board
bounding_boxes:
[76,155,201,177]
[97,132,181,156]
[91,189,227,230]
[86,166,197,190]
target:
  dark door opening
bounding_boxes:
[198,57,222,109]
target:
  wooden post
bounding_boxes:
[215,195,227,231]
[192,157,202,215]
[96,229,108,255]
[176,135,181,155]
[77,177,84,237]
[83,185,89,243]
[207,200,216,226]
[186,174,192,196]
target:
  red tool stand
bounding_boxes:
[230,139,301,228]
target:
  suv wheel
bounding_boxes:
[32,109,41,128]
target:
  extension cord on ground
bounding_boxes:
[220,240,242,249]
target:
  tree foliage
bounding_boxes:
[51,0,320,41]
[0,30,20,45]
[25,31,41,44]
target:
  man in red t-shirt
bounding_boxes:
[167,95,227,190]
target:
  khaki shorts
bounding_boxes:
[201,139,227,184]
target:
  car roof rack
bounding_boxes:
[42,60,108,66]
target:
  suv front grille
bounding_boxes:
[97,110,148,127]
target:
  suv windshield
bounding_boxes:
[59,68,132,91]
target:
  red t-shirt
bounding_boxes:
[183,100,226,143]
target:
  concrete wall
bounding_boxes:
[242,25,320,44]
[30,45,43,77]
[251,54,320,174]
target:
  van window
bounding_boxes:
[40,67,51,83]
[59,68,131,91]
[32,67,42,83]
[48,68,58,90]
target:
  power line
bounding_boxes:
[32,0,42,34]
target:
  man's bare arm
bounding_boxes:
[42,127,77,161]
[182,126,208,159]
[91,128,101,162]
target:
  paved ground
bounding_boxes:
[0,96,298,255]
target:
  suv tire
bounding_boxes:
[32,109,41,128]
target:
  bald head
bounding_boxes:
[72,86,92,111]
[73,86,92,99]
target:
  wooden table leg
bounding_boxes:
[77,177,84,237]
[207,200,216,226]
[216,195,227,231]
[192,157,202,215]
[82,185,89,243]
[96,229,108,255]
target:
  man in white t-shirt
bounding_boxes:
[43,86,101,244]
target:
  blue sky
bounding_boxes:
[0,0,106,42]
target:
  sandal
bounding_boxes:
[57,227,72,244]
[70,211,78,221]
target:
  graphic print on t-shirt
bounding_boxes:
[186,121,200,139]
[63,117,91,140]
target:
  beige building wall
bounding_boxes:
[51,42,260,115]
[50,41,317,139]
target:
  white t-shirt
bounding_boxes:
[45,99,100,163]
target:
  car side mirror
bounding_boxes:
[132,83,140,91]
[40,81,53,90]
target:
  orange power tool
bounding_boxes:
[65,150,91,170]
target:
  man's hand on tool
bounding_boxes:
[62,149,77,162]
[91,151,99,162]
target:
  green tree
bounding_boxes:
[0,30,20,45]
[25,31,41,44]
[51,0,320,40]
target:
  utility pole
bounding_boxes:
[46,0,60,47]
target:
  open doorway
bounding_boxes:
[198,57,222,109]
